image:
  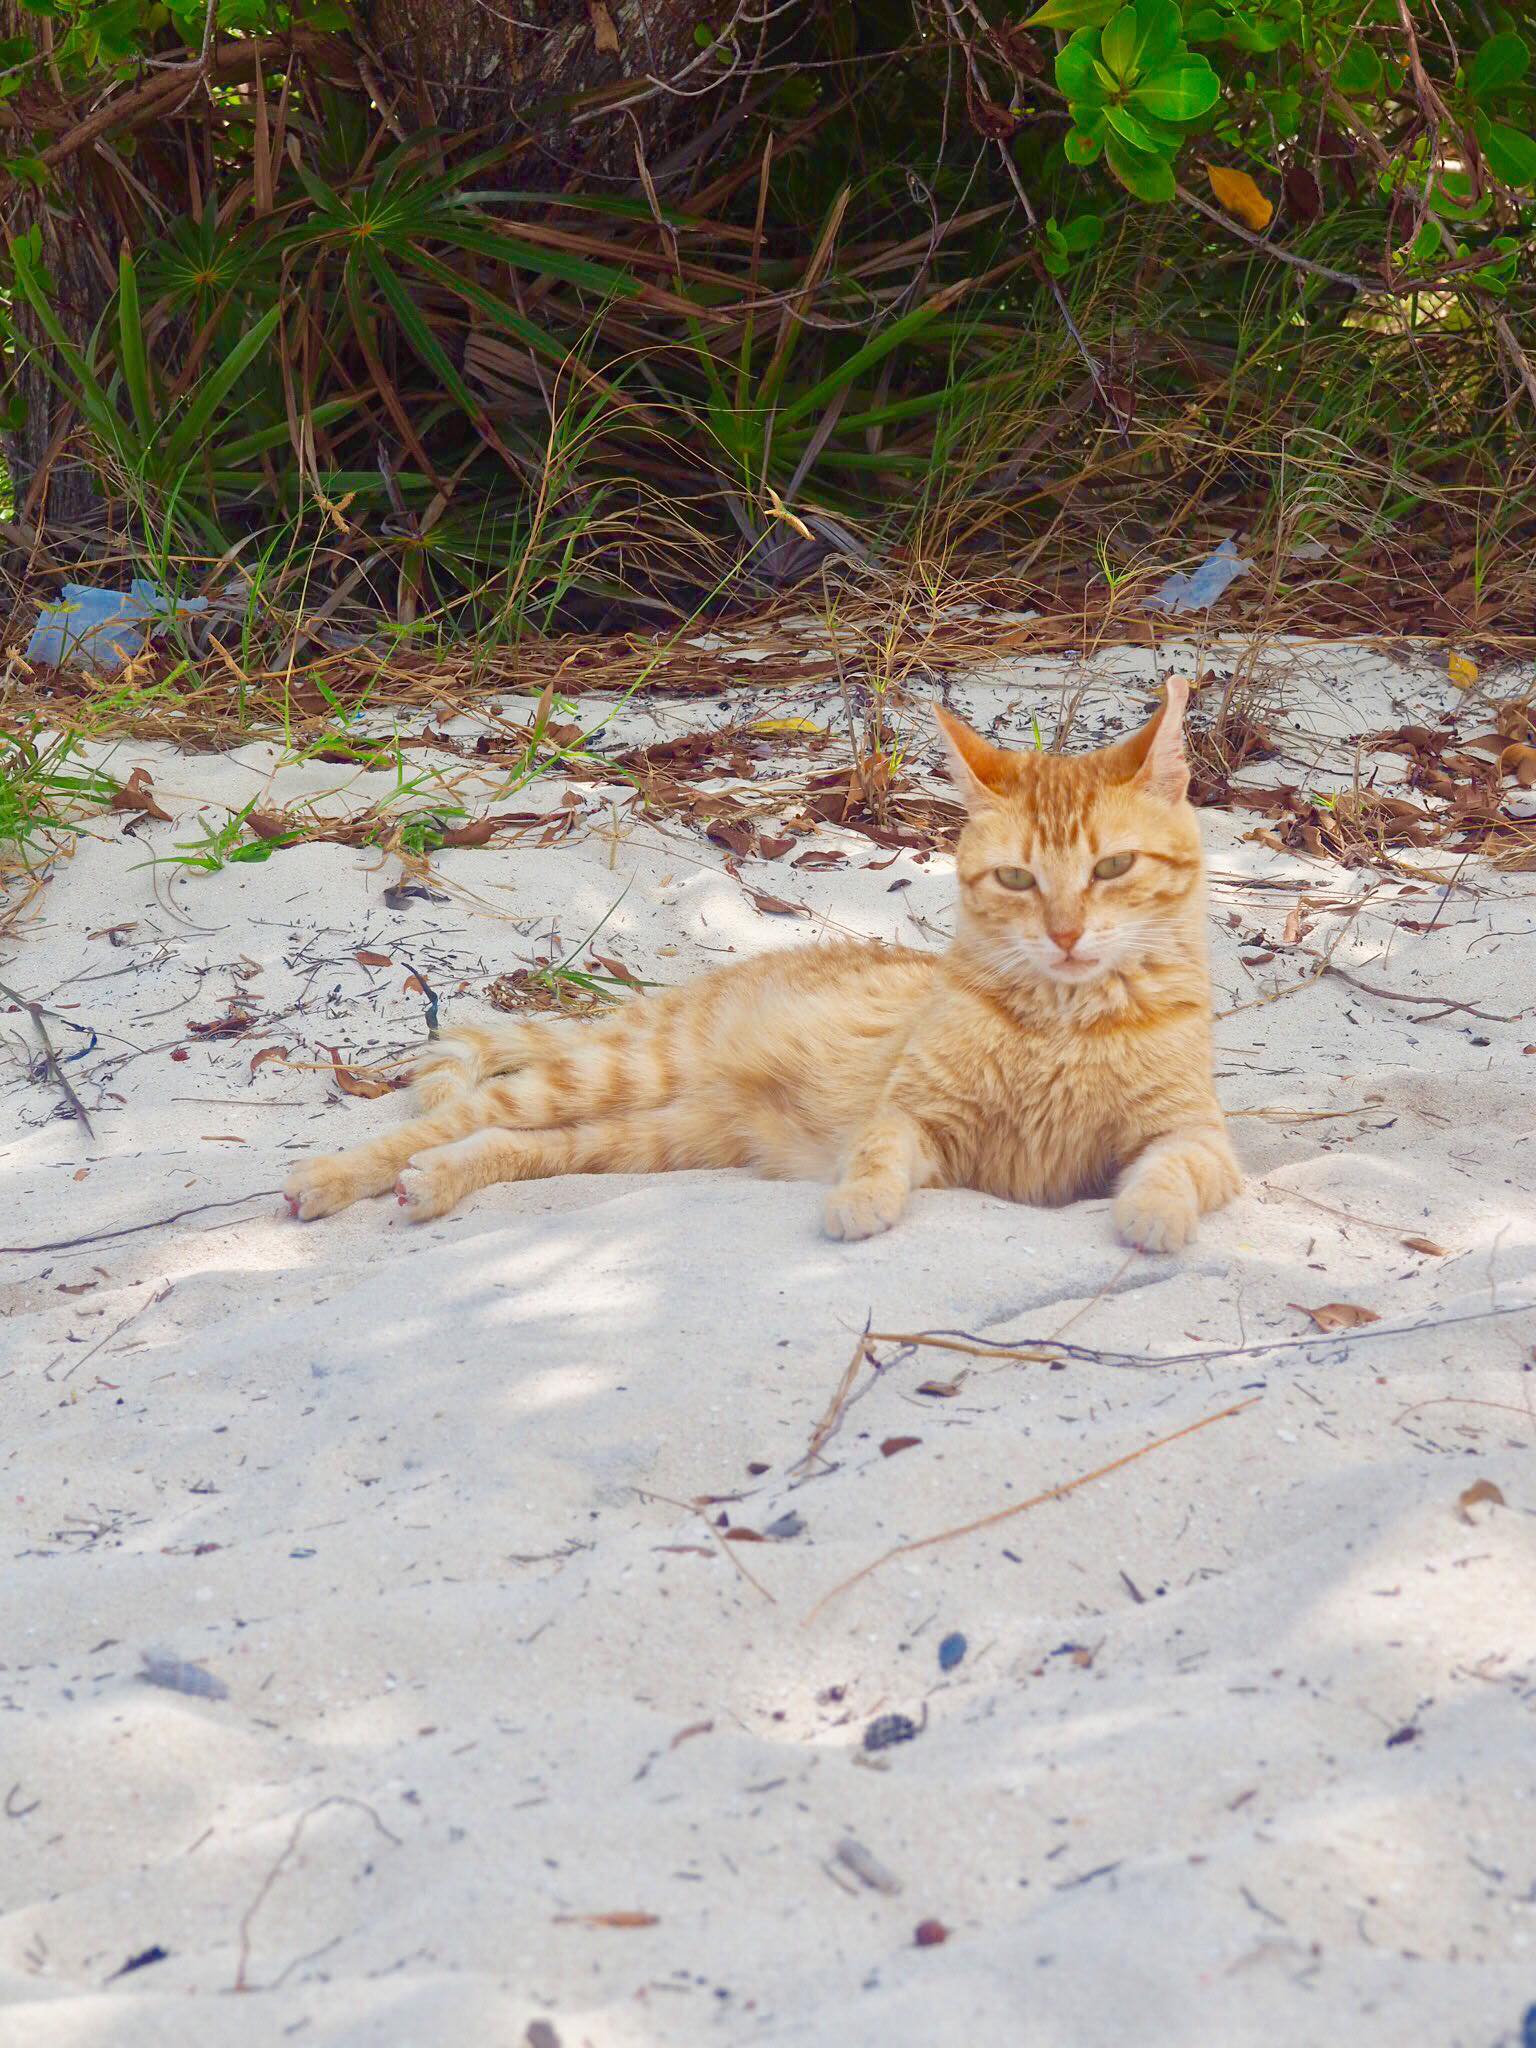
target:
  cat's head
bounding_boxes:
[936,678,1204,989]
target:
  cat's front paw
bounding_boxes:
[1112,1179,1198,1253]
[285,1155,368,1221]
[824,1181,905,1242]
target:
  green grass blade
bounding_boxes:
[116,247,155,444]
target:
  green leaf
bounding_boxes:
[1469,32,1529,100]
[1042,244,1070,277]
[1184,7,1224,38]
[1101,6,1140,81]
[1481,116,1536,186]
[1105,103,1166,153]
[1064,126,1104,164]
[1229,16,1290,53]
[1061,212,1104,250]
[776,293,948,428]
[1056,30,1107,102]
[1130,57,1221,121]
[1132,0,1183,72]
[1334,43,1382,94]
[161,303,282,465]
[1105,132,1176,200]
[1024,0,1118,26]
[115,247,154,446]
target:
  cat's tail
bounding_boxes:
[408,1018,560,1106]
[408,1008,679,1127]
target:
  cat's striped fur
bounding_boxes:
[285,676,1239,1249]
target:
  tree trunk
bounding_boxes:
[358,0,715,177]
[0,9,119,530]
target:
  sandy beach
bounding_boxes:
[3,638,1533,2047]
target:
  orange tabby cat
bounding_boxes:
[284,676,1239,1250]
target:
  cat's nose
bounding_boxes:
[1047,926,1084,956]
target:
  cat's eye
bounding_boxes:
[994,865,1037,891]
[1093,851,1136,880]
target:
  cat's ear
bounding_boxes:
[1108,675,1191,803]
[934,705,1015,810]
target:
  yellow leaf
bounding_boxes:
[587,0,619,55]
[1205,163,1273,231]
[765,486,814,542]
[1447,650,1479,687]
[750,717,824,735]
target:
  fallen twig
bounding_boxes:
[794,1320,872,1473]
[3,1190,285,1256]
[1,976,95,1138]
[233,1795,400,1993]
[806,1397,1260,1621]
[1319,961,1526,1023]
[865,1299,1535,1374]
[638,1487,776,1602]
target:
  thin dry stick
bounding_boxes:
[794,1321,872,1473]
[639,1488,777,1603]
[1214,908,1358,1020]
[1,976,94,1138]
[867,1329,1057,1367]
[233,1795,401,1993]
[1319,961,1526,1023]
[805,1396,1260,1622]
[2,1190,285,1257]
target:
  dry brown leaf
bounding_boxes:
[110,765,170,822]
[1205,162,1273,230]
[528,679,555,737]
[1283,163,1321,221]
[706,818,756,858]
[355,950,392,968]
[747,887,810,918]
[1401,1235,1445,1256]
[758,834,797,860]
[553,1910,657,1929]
[915,1379,960,1398]
[249,1044,290,1077]
[880,1435,922,1457]
[669,1720,714,1749]
[1281,902,1304,945]
[1456,1478,1505,1524]
[1291,1301,1380,1332]
[1500,743,1536,788]
[403,973,427,995]
[587,0,619,54]
[588,952,643,987]
[722,1527,766,1543]
[439,817,497,847]
[320,1045,397,1099]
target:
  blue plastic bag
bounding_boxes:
[26,580,207,674]
[1146,538,1250,616]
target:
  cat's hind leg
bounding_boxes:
[285,1091,509,1219]
[394,1102,748,1222]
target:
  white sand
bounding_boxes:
[3,639,1535,2047]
